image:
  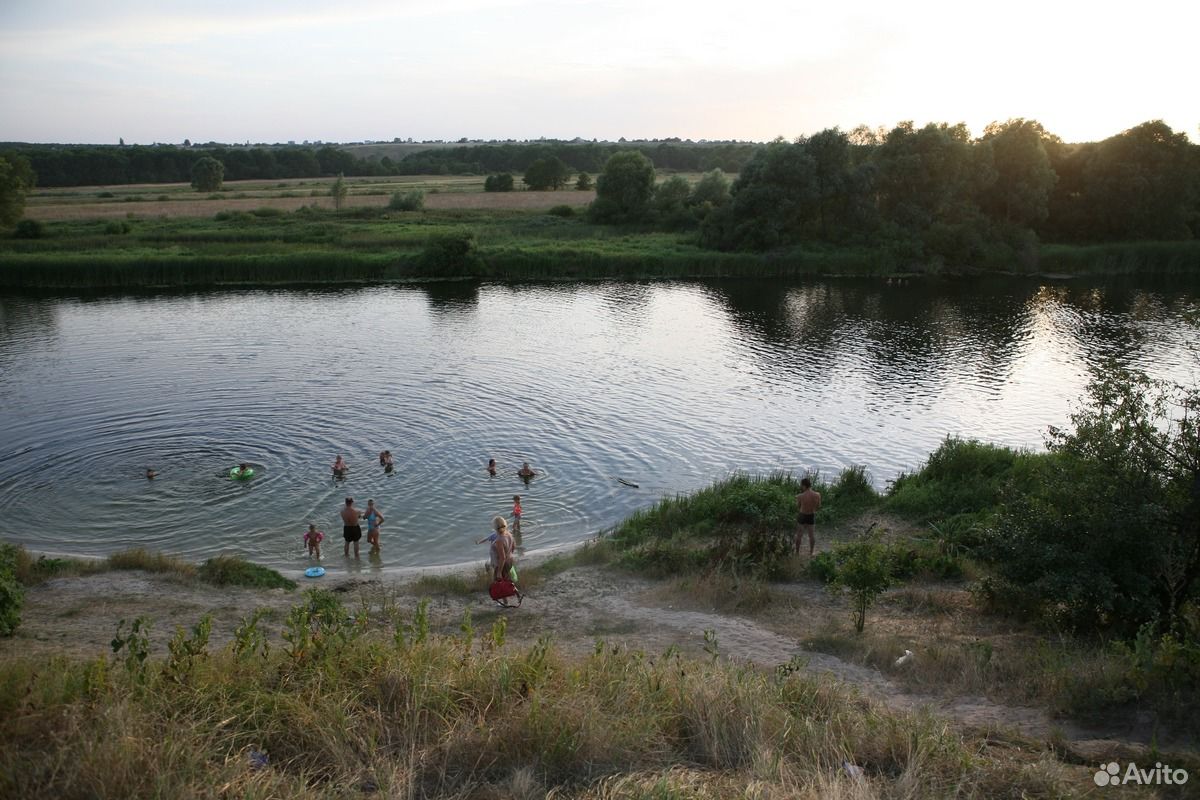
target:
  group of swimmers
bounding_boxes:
[303,456,536,568]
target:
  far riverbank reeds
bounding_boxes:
[4,207,1197,288]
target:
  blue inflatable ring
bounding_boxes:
[304,566,325,578]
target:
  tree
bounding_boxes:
[331,173,348,211]
[983,367,1200,635]
[484,173,514,192]
[689,168,731,208]
[588,150,656,224]
[190,156,224,192]
[575,172,593,191]
[0,154,36,226]
[1081,120,1197,240]
[977,119,1058,226]
[820,535,895,632]
[703,139,820,249]
[652,175,691,215]
[522,157,571,190]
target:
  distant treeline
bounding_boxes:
[390,140,760,175]
[0,141,760,189]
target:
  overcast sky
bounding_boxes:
[1,0,1196,145]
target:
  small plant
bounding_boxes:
[460,608,474,653]
[413,598,430,644]
[331,173,348,211]
[281,605,312,662]
[0,544,25,636]
[232,608,271,661]
[829,536,895,633]
[111,616,152,678]
[165,614,212,683]
[547,204,576,218]
[491,616,507,649]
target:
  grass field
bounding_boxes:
[23,175,600,221]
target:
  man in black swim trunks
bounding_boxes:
[340,497,364,558]
[795,477,822,557]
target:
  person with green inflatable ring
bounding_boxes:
[230,462,255,480]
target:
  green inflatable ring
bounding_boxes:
[230,467,255,480]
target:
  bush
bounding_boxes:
[387,190,425,211]
[104,220,132,235]
[546,204,576,218]
[421,230,481,275]
[886,438,1036,522]
[250,206,284,218]
[13,219,44,239]
[484,173,514,192]
[197,555,295,590]
[575,172,593,191]
[0,544,25,636]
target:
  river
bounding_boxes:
[1,277,1197,574]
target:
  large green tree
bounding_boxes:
[984,367,1200,634]
[589,150,656,223]
[522,157,571,190]
[0,155,36,226]
[190,156,224,192]
[977,119,1058,226]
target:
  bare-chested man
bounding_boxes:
[795,477,822,557]
[340,497,364,558]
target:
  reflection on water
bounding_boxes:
[0,277,1197,572]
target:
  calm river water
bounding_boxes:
[1,277,1198,575]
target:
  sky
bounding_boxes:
[0,0,1196,145]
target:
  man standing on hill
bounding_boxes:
[796,477,822,557]
[340,497,363,558]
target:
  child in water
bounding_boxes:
[487,458,497,476]
[304,523,324,558]
[511,495,523,536]
[518,462,536,481]
[332,454,348,477]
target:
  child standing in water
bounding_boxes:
[332,454,348,478]
[487,458,497,476]
[511,495,523,536]
[304,523,324,559]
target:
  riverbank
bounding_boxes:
[4,204,1198,288]
[2,523,1195,798]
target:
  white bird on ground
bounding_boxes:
[895,649,914,666]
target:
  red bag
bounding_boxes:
[489,579,522,607]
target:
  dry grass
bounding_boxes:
[0,597,1098,799]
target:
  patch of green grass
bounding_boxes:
[608,470,881,580]
[197,555,295,590]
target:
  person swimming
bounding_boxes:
[332,455,348,477]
